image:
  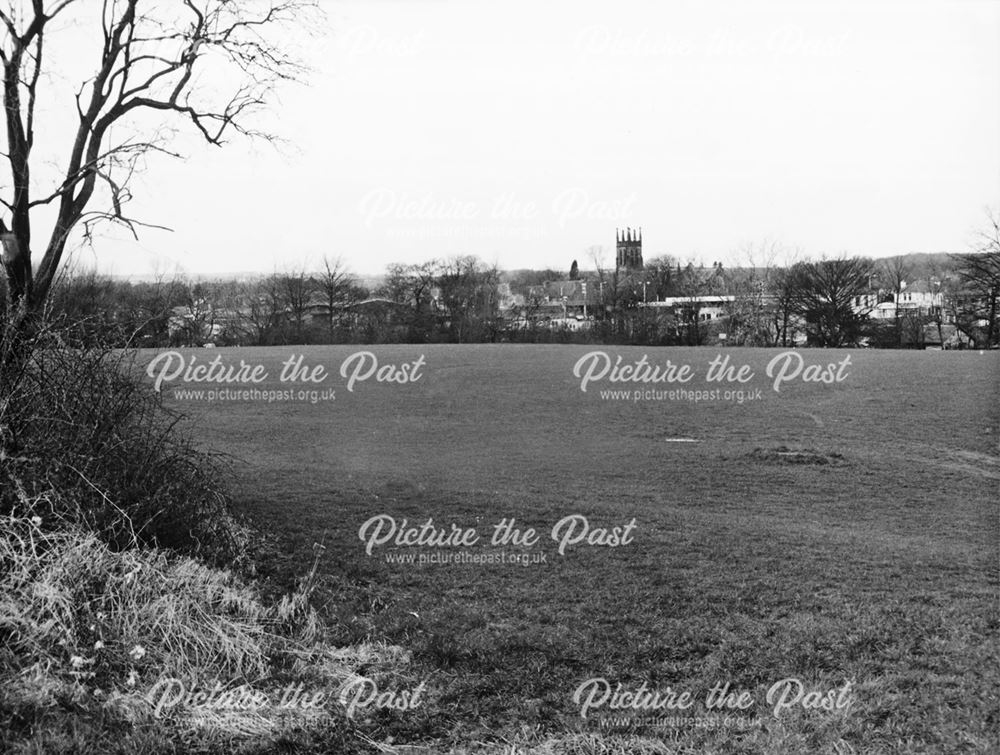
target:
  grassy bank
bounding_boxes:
[0,498,435,754]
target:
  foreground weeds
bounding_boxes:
[0,506,422,754]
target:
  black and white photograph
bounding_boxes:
[1,1,998,752]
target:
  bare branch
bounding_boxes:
[1,0,317,312]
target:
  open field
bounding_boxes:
[145,345,999,753]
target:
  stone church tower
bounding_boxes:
[616,228,643,271]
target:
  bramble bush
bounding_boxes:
[0,318,252,566]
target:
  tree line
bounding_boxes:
[6,237,996,349]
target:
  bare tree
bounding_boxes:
[315,255,354,340]
[278,266,313,343]
[876,256,912,345]
[0,0,313,322]
[673,261,713,345]
[167,276,216,347]
[768,265,799,347]
[239,275,285,346]
[787,256,875,347]
[46,264,120,342]
[380,261,438,313]
[642,255,676,302]
[878,257,911,302]
[924,258,948,347]
[588,245,617,312]
[726,240,785,346]
[436,255,500,343]
[950,210,1000,348]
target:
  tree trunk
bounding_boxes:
[988,290,998,347]
[1,231,32,322]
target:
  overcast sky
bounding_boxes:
[51,0,1000,278]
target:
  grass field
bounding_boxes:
[146,345,999,753]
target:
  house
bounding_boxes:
[167,303,252,345]
[864,281,944,321]
[524,279,600,318]
[852,293,879,316]
[495,282,525,313]
[641,295,736,322]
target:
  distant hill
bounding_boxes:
[872,252,960,282]
[95,253,971,291]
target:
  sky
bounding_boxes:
[19,0,1000,278]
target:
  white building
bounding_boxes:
[641,295,736,321]
[865,281,944,321]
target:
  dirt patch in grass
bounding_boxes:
[747,446,848,466]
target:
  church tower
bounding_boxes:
[616,228,643,271]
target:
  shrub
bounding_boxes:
[0,320,253,566]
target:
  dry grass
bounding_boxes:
[0,504,416,754]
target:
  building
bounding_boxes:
[861,280,944,321]
[524,279,598,318]
[616,228,643,271]
[641,295,736,322]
